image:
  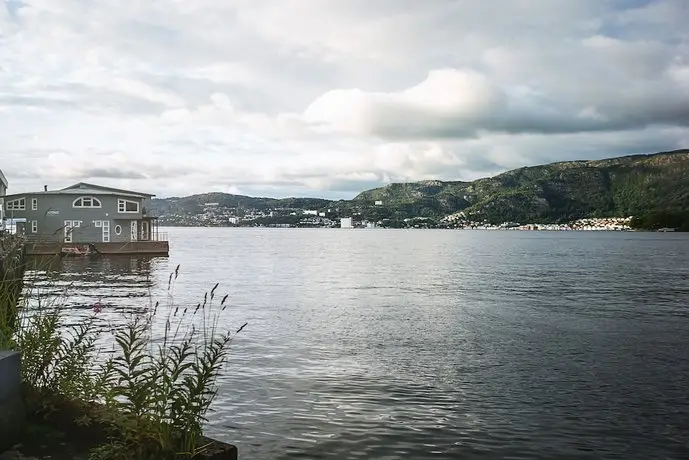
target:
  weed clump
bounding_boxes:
[10,264,245,459]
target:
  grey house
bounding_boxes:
[2,182,162,244]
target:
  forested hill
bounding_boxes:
[351,149,689,223]
[151,192,332,215]
[151,149,689,225]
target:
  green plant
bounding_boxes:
[12,264,245,460]
[0,235,27,347]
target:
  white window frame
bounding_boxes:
[118,199,140,213]
[73,196,102,208]
[6,198,25,210]
[92,220,110,242]
[31,220,37,233]
[102,220,110,243]
[114,225,122,235]
[31,198,38,210]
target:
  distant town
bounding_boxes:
[158,201,635,231]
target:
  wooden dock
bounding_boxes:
[25,241,169,256]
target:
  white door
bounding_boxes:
[102,220,110,242]
[141,221,149,240]
[64,220,81,243]
[130,220,138,241]
[64,221,72,243]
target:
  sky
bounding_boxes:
[1,0,688,199]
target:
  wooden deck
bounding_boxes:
[25,240,169,256]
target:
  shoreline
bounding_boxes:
[156,225,688,232]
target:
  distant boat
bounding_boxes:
[657,228,676,232]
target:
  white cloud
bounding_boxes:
[303,69,504,137]
[0,0,687,198]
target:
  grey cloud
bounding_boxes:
[1,83,174,114]
[0,94,80,110]
[317,77,689,141]
[2,0,688,199]
[79,163,194,181]
[78,168,149,180]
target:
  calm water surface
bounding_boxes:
[25,228,689,459]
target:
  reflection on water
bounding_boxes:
[21,229,689,460]
[23,255,165,321]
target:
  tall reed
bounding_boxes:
[12,263,245,460]
[0,235,27,347]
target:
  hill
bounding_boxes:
[152,192,332,224]
[351,149,689,223]
[150,149,689,226]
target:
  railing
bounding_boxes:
[16,229,169,243]
[22,233,169,243]
[141,232,168,242]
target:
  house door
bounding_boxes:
[64,220,81,243]
[102,220,110,242]
[141,221,149,240]
[130,220,138,241]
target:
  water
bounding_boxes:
[24,228,689,459]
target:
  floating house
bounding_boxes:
[2,182,168,256]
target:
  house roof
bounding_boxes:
[62,182,155,197]
[0,169,7,189]
[3,182,155,199]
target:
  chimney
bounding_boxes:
[44,185,47,191]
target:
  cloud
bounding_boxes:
[0,0,687,198]
[302,57,689,139]
[303,69,504,138]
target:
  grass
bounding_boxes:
[0,235,26,348]
[3,256,245,460]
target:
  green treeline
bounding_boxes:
[630,211,689,231]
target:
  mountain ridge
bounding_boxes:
[151,149,689,225]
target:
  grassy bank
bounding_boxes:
[0,235,27,347]
[2,260,244,459]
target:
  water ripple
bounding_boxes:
[22,229,689,459]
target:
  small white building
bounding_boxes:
[228,217,239,224]
[374,200,383,206]
[340,217,353,229]
[303,209,318,216]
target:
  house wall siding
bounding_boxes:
[4,193,145,243]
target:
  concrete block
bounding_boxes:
[0,350,25,452]
[0,351,21,401]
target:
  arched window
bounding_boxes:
[73,196,102,208]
